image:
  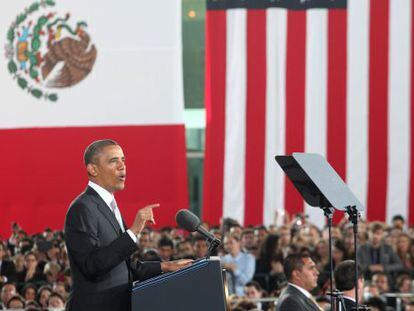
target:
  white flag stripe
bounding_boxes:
[264,8,287,225]
[386,0,412,223]
[346,0,370,219]
[223,9,247,224]
[304,10,328,227]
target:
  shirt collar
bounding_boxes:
[88,181,114,207]
[288,282,312,299]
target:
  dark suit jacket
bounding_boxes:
[0,260,16,283]
[64,186,161,311]
[276,284,321,311]
[340,297,356,311]
[357,243,403,277]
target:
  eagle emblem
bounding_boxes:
[4,0,97,101]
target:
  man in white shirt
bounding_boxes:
[64,139,191,311]
[276,253,322,311]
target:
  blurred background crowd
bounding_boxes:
[1,213,414,311]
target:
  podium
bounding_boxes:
[131,258,228,311]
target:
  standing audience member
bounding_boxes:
[358,222,403,279]
[334,260,364,311]
[221,233,255,296]
[0,282,17,309]
[276,253,321,311]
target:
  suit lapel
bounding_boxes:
[85,186,122,235]
[288,285,321,311]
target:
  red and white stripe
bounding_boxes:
[203,0,414,227]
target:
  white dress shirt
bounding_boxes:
[88,181,137,243]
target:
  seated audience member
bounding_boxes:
[176,239,195,259]
[334,260,364,311]
[6,295,25,310]
[0,282,17,309]
[193,235,209,259]
[277,225,292,259]
[358,222,403,279]
[16,252,46,284]
[22,283,37,302]
[43,261,61,283]
[276,253,321,311]
[47,292,66,309]
[365,297,387,311]
[25,299,41,310]
[37,285,52,310]
[52,281,68,300]
[138,231,152,254]
[157,236,175,262]
[0,243,16,284]
[241,229,256,255]
[371,272,396,310]
[244,281,270,311]
[221,233,255,296]
[396,233,414,271]
[405,301,414,311]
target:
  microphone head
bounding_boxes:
[176,209,200,232]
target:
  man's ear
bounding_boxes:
[87,163,98,177]
[291,269,299,281]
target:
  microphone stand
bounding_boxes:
[207,238,221,259]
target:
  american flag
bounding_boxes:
[202,0,414,227]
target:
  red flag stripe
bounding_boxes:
[367,0,390,221]
[202,10,227,225]
[244,10,267,226]
[284,10,307,216]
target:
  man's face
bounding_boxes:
[279,228,291,246]
[139,234,151,250]
[1,284,16,304]
[178,242,194,258]
[89,145,126,193]
[194,240,208,258]
[241,233,255,250]
[224,236,241,256]
[158,246,173,261]
[294,257,319,291]
[372,275,389,293]
[371,229,384,247]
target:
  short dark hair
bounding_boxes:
[158,236,174,249]
[6,295,25,308]
[392,215,405,222]
[370,222,385,233]
[84,139,119,166]
[283,253,311,281]
[334,260,362,291]
[47,292,65,306]
[245,281,262,292]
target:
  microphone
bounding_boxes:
[175,209,220,245]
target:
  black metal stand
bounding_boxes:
[327,290,345,311]
[322,207,335,311]
[346,206,370,311]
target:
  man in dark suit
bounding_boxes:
[358,222,403,279]
[276,253,322,311]
[64,139,192,311]
[334,260,364,311]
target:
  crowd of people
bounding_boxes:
[0,213,414,310]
